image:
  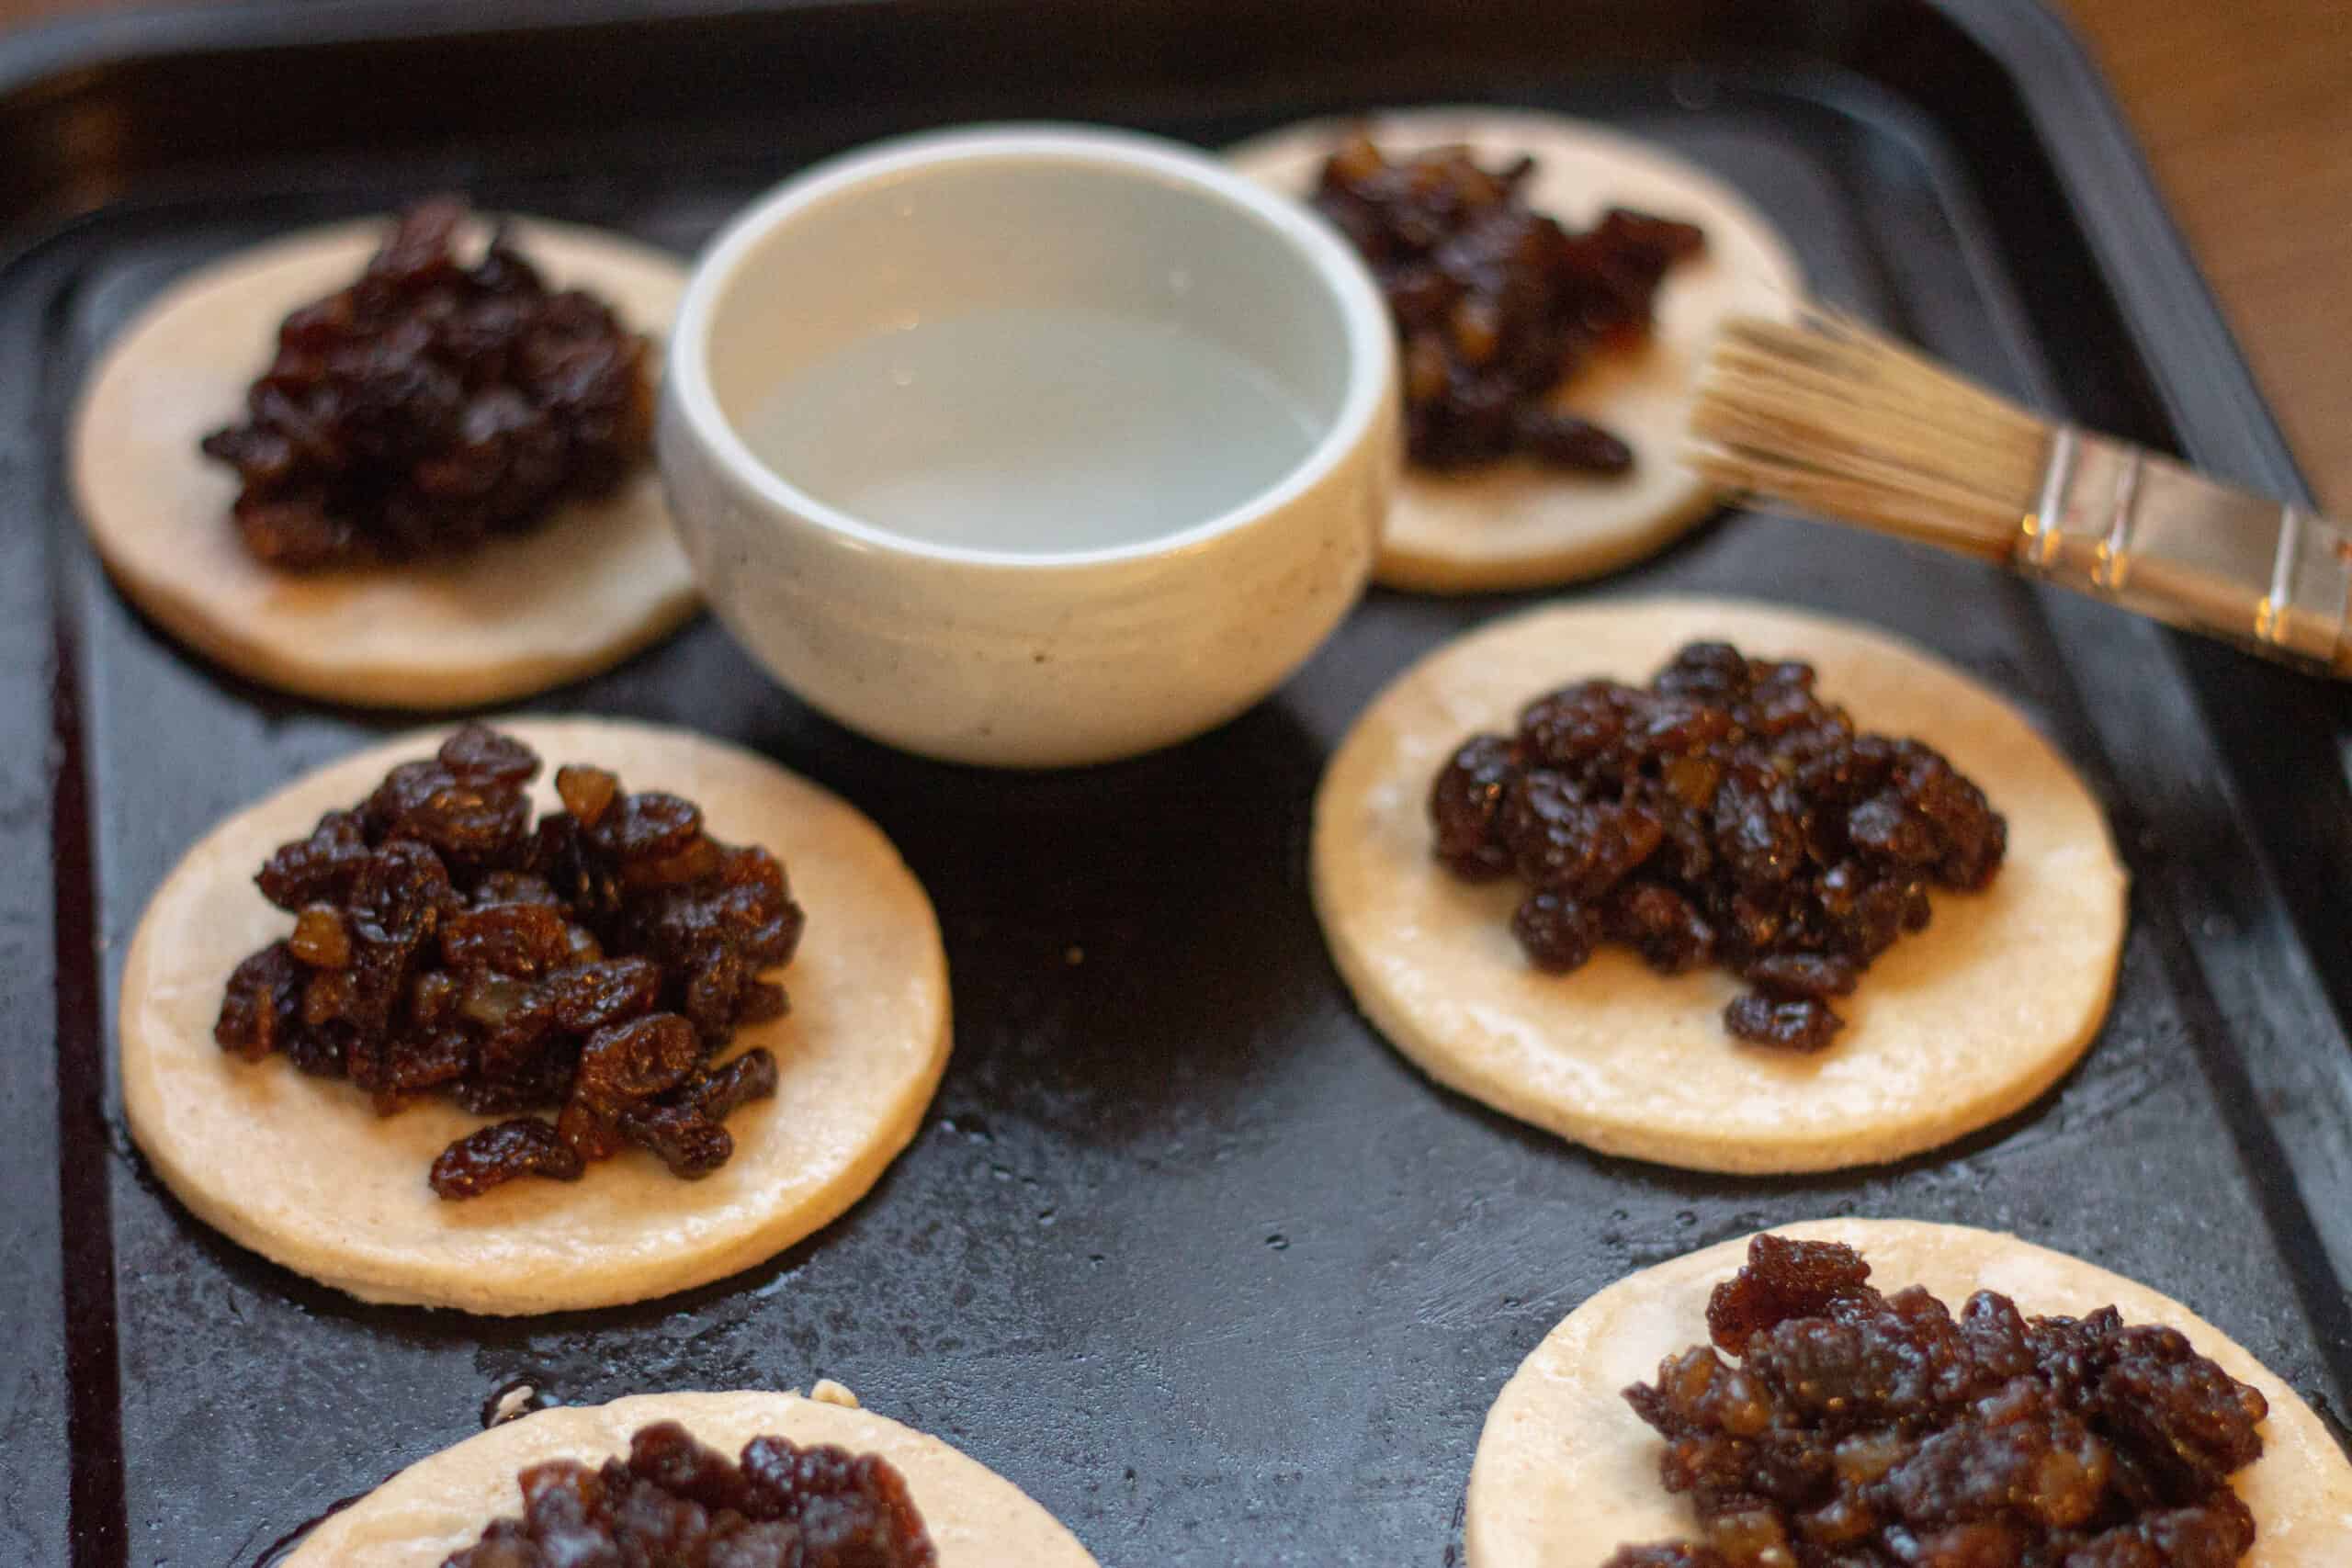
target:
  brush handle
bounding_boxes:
[2018,428,2352,675]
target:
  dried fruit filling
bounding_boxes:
[200,197,654,570]
[1605,1235,2269,1568]
[444,1420,936,1568]
[1429,640,2007,1049]
[215,725,803,1199]
[1311,134,1705,473]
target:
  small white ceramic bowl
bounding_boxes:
[659,124,1397,768]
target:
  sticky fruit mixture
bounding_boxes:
[200,197,654,570]
[444,1420,935,1568]
[1604,1235,2268,1568]
[215,725,802,1198]
[1429,640,2007,1049]
[1311,134,1705,473]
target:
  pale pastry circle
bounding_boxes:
[119,718,951,1314]
[1228,108,1804,593]
[1467,1218,2352,1568]
[285,1389,1102,1566]
[1310,596,2126,1173]
[72,216,696,708]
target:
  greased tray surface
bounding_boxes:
[5,2,2351,1564]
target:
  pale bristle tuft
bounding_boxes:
[1688,309,2055,560]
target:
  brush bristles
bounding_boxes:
[1689,309,2054,561]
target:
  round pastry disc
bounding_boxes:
[119,718,951,1314]
[1228,108,1804,593]
[1311,596,2127,1173]
[72,216,696,708]
[285,1388,1101,1566]
[1467,1218,2352,1567]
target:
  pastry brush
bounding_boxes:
[1688,309,2352,676]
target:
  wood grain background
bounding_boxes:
[4,0,2345,508]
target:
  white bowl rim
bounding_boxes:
[665,121,1396,570]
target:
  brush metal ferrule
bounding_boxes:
[2017,426,2352,672]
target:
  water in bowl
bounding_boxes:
[740,305,1324,556]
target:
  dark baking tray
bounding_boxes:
[6,0,2351,1562]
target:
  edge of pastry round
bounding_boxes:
[1227,108,1804,593]
[119,718,952,1314]
[1465,1217,2352,1568]
[1310,596,2127,1173]
[284,1389,1102,1567]
[71,216,697,708]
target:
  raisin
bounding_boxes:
[1430,640,2006,1051]
[1518,682,1633,770]
[472,871,561,908]
[1312,139,1702,473]
[1430,733,1519,879]
[1848,790,1942,868]
[553,1100,624,1164]
[429,1117,585,1199]
[1614,1235,2270,1567]
[367,757,532,871]
[1723,991,1840,1050]
[619,1103,733,1179]
[2098,1327,2268,1488]
[198,198,652,571]
[215,942,305,1061]
[733,980,789,1024]
[1884,1403,2110,1529]
[218,727,801,1198]
[441,902,578,977]
[446,1424,937,1568]
[1653,642,1752,703]
[741,1436,935,1567]
[1597,206,1707,263]
[1706,1236,1880,1353]
[586,790,703,862]
[1628,1347,1773,1440]
[1512,889,1600,973]
[682,950,748,1041]
[1713,761,1804,895]
[439,723,542,787]
[1739,953,1859,1000]
[571,1014,701,1114]
[628,1422,752,1513]
[1958,1291,2037,1384]
[1604,884,1715,974]
[536,956,664,1032]
[1501,773,1652,896]
[382,1029,471,1096]
[685,1048,780,1122]
[1514,408,1634,472]
[1745,1317,1940,1422]
[255,810,371,909]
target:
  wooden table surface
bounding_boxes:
[4,0,2345,508]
